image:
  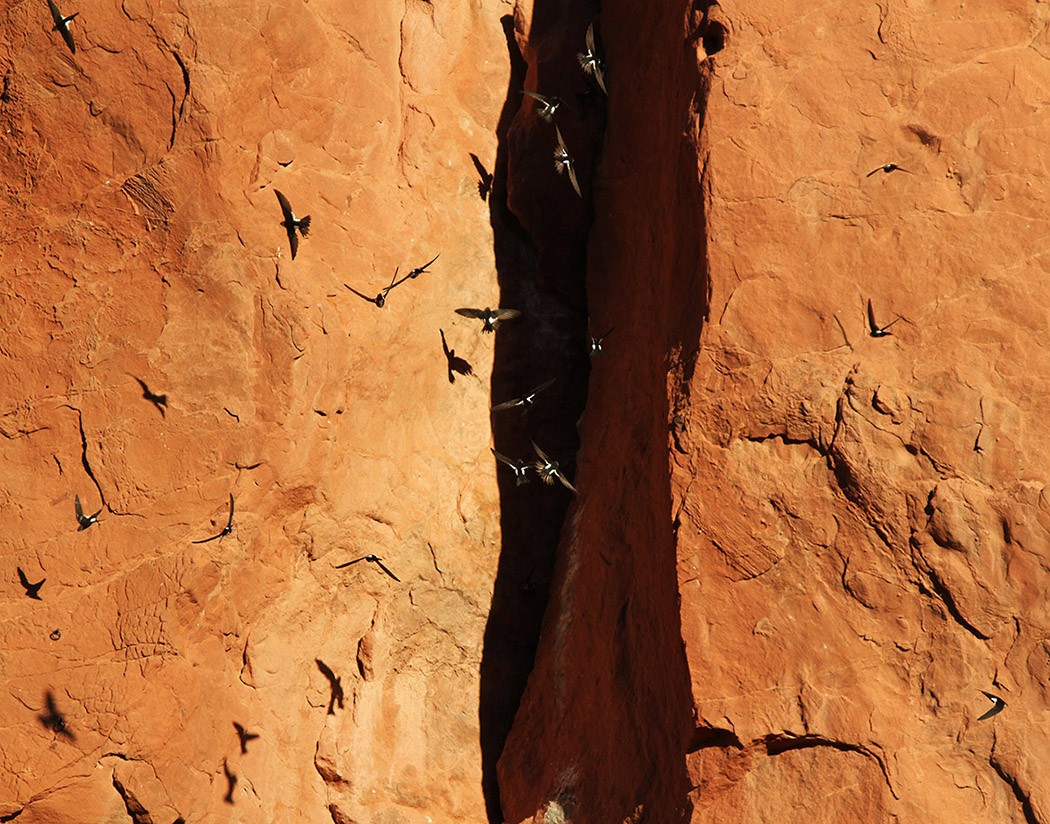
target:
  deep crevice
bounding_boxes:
[64,405,107,509]
[112,773,155,824]
[989,755,1039,824]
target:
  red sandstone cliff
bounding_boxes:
[4,0,1050,822]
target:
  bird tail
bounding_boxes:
[298,215,311,237]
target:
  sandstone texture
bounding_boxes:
[5,0,1050,822]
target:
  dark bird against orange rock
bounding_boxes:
[75,494,101,531]
[17,567,45,600]
[274,189,311,259]
[455,307,521,333]
[866,298,901,338]
[193,493,234,544]
[47,0,78,55]
[334,554,402,583]
[977,690,1006,721]
[440,329,473,384]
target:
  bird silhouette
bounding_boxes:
[491,378,556,413]
[404,253,439,280]
[589,327,614,355]
[132,376,168,417]
[977,690,1006,721]
[315,659,345,715]
[469,153,494,201]
[345,267,404,308]
[577,21,607,94]
[491,449,530,487]
[38,690,75,740]
[17,567,45,600]
[866,163,912,178]
[334,554,402,582]
[440,329,473,384]
[274,190,311,260]
[47,0,78,55]
[222,759,237,804]
[866,298,901,337]
[233,721,260,754]
[193,494,234,544]
[532,441,578,494]
[553,126,582,197]
[523,90,563,123]
[75,494,101,531]
[455,307,521,333]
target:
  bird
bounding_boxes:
[274,190,311,260]
[404,253,440,280]
[589,327,614,355]
[38,690,75,740]
[977,690,1006,721]
[47,0,78,55]
[232,722,260,754]
[74,495,101,531]
[17,567,45,600]
[532,442,578,494]
[455,307,521,333]
[523,90,563,123]
[491,449,530,487]
[345,267,404,308]
[866,163,912,178]
[577,21,607,94]
[192,493,234,544]
[469,153,494,201]
[553,126,582,197]
[334,554,401,583]
[491,377,556,413]
[222,759,237,804]
[132,376,167,417]
[315,659,345,715]
[440,329,473,384]
[866,298,901,337]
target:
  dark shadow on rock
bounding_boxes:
[478,9,601,823]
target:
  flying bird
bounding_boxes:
[532,441,578,494]
[274,189,311,260]
[334,553,401,582]
[491,377,556,413]
[404,253,440,280]
[866,298,901,337]
[344,267,404,308]
[454,307,521,333]
[491,449,530,487]
[977,690,1006,721]
[469,153,494,201]
[553,126,582,197]
[74,494,101,531]
[38,690,75,740]
[222,759,237,804]
[440,329,473,384]
[866,163,912,178]
[233,722,260,754]
[193,493,234,544]
[132,376,167,417]
[577,21,607,94]
[589,327,614,355]
[17,567,45,600]
[523,90,563,123]
[315,658,345,715]
[47,0,78,55]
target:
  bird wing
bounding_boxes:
[415,253,440,273]
[233,721,246,737]
[490,397,523,412]
[225,494,235,529]
[555,125,569,156]
[451,356,473,377]
[455,308,487,320]
[344,283,375,303]
[47,0,64,27]
[865,166,882,178]
[315,658,336,682]
[491,449,516,469]
[274,189,294,222]
[17,567,29,588]
[59,20,76,54]
[333,556,367,569]
[440,329,451,358]
[496,309,522,321]
[374,558,402,582]
[523,90,548,104]
[74,495,84,521]
[567,162,582,197]
[529,377,556,397]
[556,471,579,494]
[594,61,607,94]
[287,226,299,259]
[532,441,551,464]
[585,21,596,53]
[866,299,878,333]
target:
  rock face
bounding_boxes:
[500,0,1050,822]
[6,0,1050,822]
